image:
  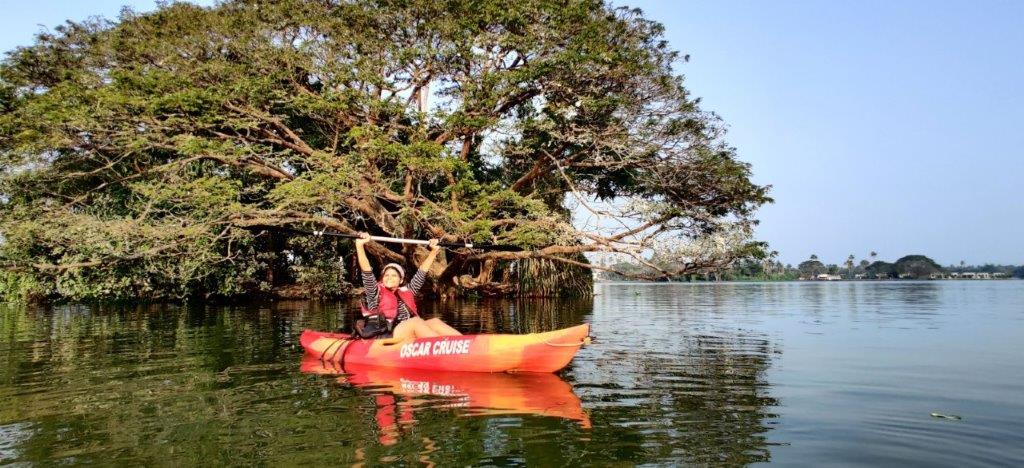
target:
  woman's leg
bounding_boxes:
[392,317,440,340]
[424,318,462,336]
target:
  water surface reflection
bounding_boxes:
[0,293,782,465]
[301,359,590,445]
[3,282,1021,465]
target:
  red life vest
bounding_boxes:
[361,283,418,321]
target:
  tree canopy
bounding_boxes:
[797,259,825,278]
[893,255,943,279]
[0,0,769,301]
[865,261,896,279]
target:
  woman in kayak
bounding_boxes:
[354,232,462,340]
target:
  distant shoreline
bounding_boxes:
[594,278,1021,284]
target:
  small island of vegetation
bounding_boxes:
[598,251,1024,282]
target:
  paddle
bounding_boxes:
[264,226,523,252]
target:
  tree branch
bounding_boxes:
[224,102,315,156]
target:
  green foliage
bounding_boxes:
[865,261,897,279]
[292,260,351,298]
[715,259,790,281]
[797,260,825,278]
[0,0,770,300]
[0,270,51,302]
[893,255,943,279]
[268,169,358,212]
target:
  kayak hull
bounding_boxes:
[300,324,590,373]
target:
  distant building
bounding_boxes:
[816,274,842,281]
[952,272,1000,279]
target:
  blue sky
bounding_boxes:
[622,0,1023,266]
[2,1,1021,266]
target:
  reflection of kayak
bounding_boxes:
[301,358,591,428]
[300,324,590,373]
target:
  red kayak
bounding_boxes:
[299,324,590,373]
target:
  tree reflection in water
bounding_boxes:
[0,292,779,466]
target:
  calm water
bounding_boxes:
[1,281,1023,466]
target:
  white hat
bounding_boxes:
[381,263,405,281]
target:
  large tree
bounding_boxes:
[0,0,769,301]
[797,259,825,278]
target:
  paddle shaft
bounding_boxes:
[365,234,465,248]
[276,227,475,249]
[253,226,522,251]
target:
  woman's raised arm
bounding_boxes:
[418,239,441,272]
[354,232,373,272]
